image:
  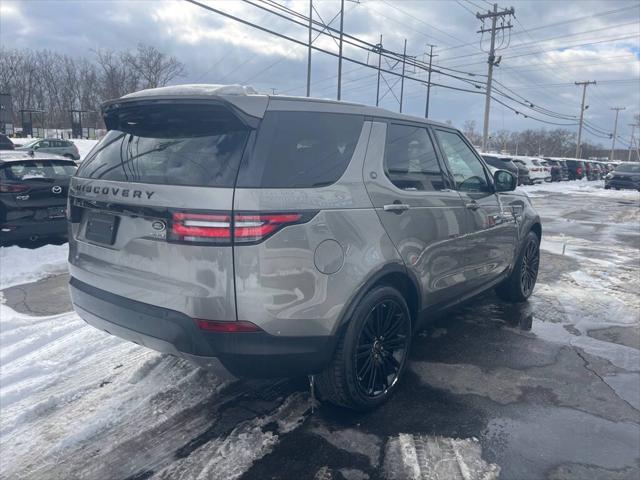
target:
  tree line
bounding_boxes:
[0,45,185,129]
[461,120,634,160]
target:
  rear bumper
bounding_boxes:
[69,277,337,378]
[0,218,67,242]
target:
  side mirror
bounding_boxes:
[494,169,517,192]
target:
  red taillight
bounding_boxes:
[196,319,262,332]
[172,212,232,240]
[577,168,583,175]
[234,213,302,241]
[0,184,30,193]
[170,212,304,244]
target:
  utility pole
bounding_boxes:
[425,44,437,118]
[306,0,312,97]
[476,3,514,151]
[399,39,407,113]
[337,0,344,100]
[610,106,625,160]
[629,123,639,162]
[574,80,596,158]
[376,35,382,107]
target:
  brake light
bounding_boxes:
[170,212,306,244]
[0,184,30,193]
[234,213,302,241]
[172,213,232,240]
[577,168,583,175]
[196,319,262,332]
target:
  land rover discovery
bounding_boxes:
[68,85,541,410]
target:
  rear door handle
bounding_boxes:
[465,201,480,211]
[383,203,410,212]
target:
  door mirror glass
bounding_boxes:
[494,170,517,192]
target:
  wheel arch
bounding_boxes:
[333,263,421,336]
[530,221,542,240]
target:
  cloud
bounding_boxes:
[1,0,638,144]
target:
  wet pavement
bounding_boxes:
[2,186,639,480]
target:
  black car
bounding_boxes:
[481,154,520,183]
[0,134,15,151]
[605,163,640,191]
[510,158,532,185]
[565,160,586,180]
[543,158,569,182]
[0,151,77,243]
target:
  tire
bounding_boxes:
[495,231,540,303]
[316,285,412,411]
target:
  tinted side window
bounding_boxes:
[434,129,491,195]
[384,124,445,191]
[237,111,363,188]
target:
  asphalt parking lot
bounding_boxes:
[1,184,639,480]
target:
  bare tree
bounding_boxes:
[123,44,185,89]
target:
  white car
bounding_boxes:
[512,156,551,184]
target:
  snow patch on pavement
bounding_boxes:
[383,434,500,480]
[1,303,307,480]
[0,243,69,289]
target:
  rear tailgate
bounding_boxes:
[69,101,254,322]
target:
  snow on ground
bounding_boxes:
[73,139,99,160]
[0,243,69,289]
[0,301,309,479]
[519,179,640,199]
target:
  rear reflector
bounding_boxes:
[196,319,262,332]
[171,212,305,244]
[0,184,30,193]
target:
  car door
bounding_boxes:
[432,128,517,292]
[35,140,53,154]
[363,121,472,309]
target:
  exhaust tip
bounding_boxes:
[29,235,39,242]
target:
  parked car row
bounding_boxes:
[480,152,624,185]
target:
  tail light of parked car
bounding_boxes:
[170,211,312,244]
[0,184,30,193]
[577,167,583,176]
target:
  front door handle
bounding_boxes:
[383,203,410,212]
[465,201,480,211]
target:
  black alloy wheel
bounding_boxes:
[520,237,540,297]
[354,299,410,399]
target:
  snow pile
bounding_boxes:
[72,139,99,160]
[519,180,640,199]
[0,243,69,289]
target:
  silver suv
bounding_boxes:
[68,85,541,410]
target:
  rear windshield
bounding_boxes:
[237,111,364,188]
[1,161,77,181]
[616,163,640,173]
[77,103,250,187]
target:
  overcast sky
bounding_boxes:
[1,0,639,146]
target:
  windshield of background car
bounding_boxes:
[0,161,77,181]
[616,164,640,173]
[77,103,250,187]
